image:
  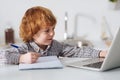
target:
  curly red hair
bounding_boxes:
[19,6,56,42]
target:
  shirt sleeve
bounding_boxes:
[61,43,101,58]
[2,43,28,65]
[2,48,20,64]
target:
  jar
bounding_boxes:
[5,27,14,44]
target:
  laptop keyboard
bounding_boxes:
[83,61,103,68]
[67,58,104,69]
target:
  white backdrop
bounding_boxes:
[0,0,120,44]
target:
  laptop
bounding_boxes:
[67,27,120,71]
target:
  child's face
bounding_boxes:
[33,26,55,46]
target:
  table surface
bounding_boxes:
[0,57,120,80]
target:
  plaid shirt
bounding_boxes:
[1,40,100,64]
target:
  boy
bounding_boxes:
[3,6,106,64]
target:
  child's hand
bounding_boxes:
[19,52,40,64]
[99,50,107,58]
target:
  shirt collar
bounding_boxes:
[30,41,51,53]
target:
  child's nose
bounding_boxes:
[49,31,54,36]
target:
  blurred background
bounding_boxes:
[0,0,120,49]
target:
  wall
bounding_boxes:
[0,0,120,44]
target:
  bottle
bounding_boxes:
[101,16,112,47]
[5,27,14,44]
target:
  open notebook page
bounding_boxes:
[19,56,63,70]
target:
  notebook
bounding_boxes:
[19,56,63,70]
[67,27,120,71]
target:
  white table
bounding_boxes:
[0,58,120,80]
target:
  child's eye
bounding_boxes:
[44,30,49,32]
[43,27,55,33]
[53,28,55,30]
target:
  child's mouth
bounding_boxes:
[48,38,52,40]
